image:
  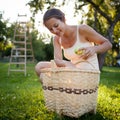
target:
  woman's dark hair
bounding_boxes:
[43,8,65,24]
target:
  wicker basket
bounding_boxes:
[41,60,100,118]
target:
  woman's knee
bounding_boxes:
[35,62,44,76]
[35,61,51,72]
[35,62,43,72]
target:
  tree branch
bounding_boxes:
[86,0,112,23]
[113,12,120,26]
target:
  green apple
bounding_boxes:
[74,48,84,55]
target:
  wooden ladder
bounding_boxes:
[8,14,29,76]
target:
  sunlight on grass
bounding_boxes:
[98,85,120,120]
[102,66,120,73]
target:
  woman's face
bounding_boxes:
[44,17,65,37]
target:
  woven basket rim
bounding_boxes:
[41,67,100,74]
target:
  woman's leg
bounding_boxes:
[35,60,75,76]
[35,60,75,83]
[35,61,51,76]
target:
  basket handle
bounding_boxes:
[74,60,96,69]
[51,59,96,69]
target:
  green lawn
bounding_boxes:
[0,62,120,120]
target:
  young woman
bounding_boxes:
[35,8,112,77]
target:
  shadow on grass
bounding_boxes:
[53,112,105,120]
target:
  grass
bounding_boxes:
[0,62,120,120]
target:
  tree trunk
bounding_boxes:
[97,25,113,71]
[107,24,114,43]
[97,52,107,71]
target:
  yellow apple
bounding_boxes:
[74,48,84,55]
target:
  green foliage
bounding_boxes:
[114,21,120,46]
[6,23,15,39]
[105,21,120,66]
[0,18,15,58]
[0,17,13,40]
[0,63,120,120]
[27,0,61,13]
[31,30,54,61]
[33,38,47,61]
[44,41,54,60]
[0,40,13,58]
[0,19,7,37]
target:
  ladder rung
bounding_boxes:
[13,41,25,44]
[13,48,26,50]
[27,49,32,51]
[18,14,27,17]
[10,62,26,64]
[9,69,25,72]
[11,55,25,57]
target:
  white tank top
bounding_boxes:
[60,26,99,70]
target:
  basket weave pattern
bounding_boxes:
[41,65,100,118]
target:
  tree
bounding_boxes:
[0,15,7,41]
[0,13,10,58]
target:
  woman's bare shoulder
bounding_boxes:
[78,24,91,31]
[78,24,96,36]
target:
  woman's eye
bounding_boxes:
[54,24,58,27]
[49,24,58,32]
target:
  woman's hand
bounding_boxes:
[78,46,97,59]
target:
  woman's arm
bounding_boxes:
[81,24,112,53]
[78,25,112,59]
[53,36,75,67]
[53,36,63,60]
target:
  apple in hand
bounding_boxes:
[74,48,84,55]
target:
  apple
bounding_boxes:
[74,48,84,55]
